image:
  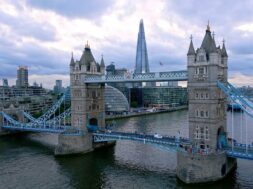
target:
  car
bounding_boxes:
[154,134,163,139]
[107,130,112,133]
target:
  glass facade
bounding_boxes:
[141,87,187,107]
[105,85,129,113]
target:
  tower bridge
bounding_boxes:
[1,24,253,184]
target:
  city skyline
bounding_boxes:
[1,0,253,88]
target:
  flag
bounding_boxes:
[159,62,163,66]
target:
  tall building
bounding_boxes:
[2,78,8,87]
[16,66,28,87]
[54,80,63,94]
[134,19,150,74]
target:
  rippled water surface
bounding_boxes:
[0,110,253,189]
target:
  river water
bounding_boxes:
[0,110,253,189]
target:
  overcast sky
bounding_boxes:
[1,0,253,88]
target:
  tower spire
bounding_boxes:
[221,39,228,57]
[100,54,105,67]
[207,20,210,32]
[187,35,195,55]
[85,41,90,49]
[70,51,75,66]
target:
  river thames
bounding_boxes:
[0,110,253,189]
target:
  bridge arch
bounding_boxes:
[89,118,98,126]
[87,118,98,132]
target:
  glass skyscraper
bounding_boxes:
[134,19,150,74]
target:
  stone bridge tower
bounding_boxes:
[55,42,105,155]
[69,43,105,132]
[177,24,236,183]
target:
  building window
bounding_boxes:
[205,111,209,118]
[196,110,199,117]
[199,67,204,74]
[75,75,79,80]
[200,111,204,117]
[201,93,204,99]
[195,126,200,139]
[92,91,96,98]
[206,93,209,99]
[199,55,205,62]
[205,127,209,140]
[200,127,204,139]
[92,104,96,110]
[195,93,199,99]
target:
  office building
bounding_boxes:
[16,66,28,87]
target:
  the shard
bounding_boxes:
[134,19,150,74]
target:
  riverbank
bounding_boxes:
[105,105,188,120]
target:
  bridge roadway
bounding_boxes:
[93,131,253,160]
[225,143,253,160]
[84,70,188,83]
[93,131,190,151]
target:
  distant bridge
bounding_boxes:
[84,70,188,83]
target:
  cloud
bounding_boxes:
[0,7,57,42]
[25,0,114,19]
[0,0,253,89]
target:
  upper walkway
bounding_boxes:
[84,70,188,83]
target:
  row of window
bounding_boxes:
[76,117,83,127]
[87,91,100,98]
[195,126,209,140]
[195,92,209,99]
[196,110,209,118]
[76,104,100,111]
[74,64,99,73]
[195,67,208,75]
[88,104,100,111]
[73,90,82,97]
[73,90,101,99]
[74,74,80,80]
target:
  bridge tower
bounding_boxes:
[55,42,106,155]
[177,24,236,183]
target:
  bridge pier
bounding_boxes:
[55,133,93,155]
[177,151,236,184]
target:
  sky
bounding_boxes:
[1,0,253,89]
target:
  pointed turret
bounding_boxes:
[187,36,195,55]
[100,54,105,67]
[100,54,105,74]
[200,23,216,53]
[70,52,75,66]
[221,40,228,57]
[80,41,96,66]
